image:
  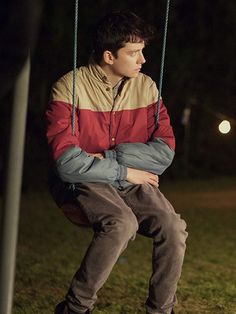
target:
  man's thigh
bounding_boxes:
[119,184,178,237]
[120,184,175,215]
[73,182,136,224]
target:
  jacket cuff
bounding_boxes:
[117,165,127,181]
[104,149,117,159]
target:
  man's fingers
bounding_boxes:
[145,174,159,187]
[89,153,104,159]
[126,168,159,186]
[146,177,159,187]
[148,174,158,182]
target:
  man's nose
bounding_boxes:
[138,52,146,64]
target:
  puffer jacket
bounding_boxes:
[46,61,175,192]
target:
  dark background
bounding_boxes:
[1,0,236,191]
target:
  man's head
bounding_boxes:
[92,12,155,79]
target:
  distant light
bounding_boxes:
[218,120,231,134]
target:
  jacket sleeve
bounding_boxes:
[112,82,175,175]
[115,139,174,175]
[46,78,127,184]
[55,146,127,184]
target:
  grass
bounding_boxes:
[11,177,236,313]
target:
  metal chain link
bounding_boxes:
[72,0,78,135]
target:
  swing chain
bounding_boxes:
[71,0,171,130]
[155,0,171,126]
[72,0,79,136]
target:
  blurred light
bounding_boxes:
[181,108,191,125]
[218,120,231,134]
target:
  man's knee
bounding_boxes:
[150,211,187,248]
[163,213,188,249]
[98,210,139,243]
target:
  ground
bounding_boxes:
[12,177,236,313]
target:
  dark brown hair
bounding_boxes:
[92,12,155,63]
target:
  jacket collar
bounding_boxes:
[88,58,109,84]
[87,56,130,86]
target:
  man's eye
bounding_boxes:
[130,52,137,56]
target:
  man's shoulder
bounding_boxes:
[123,73,158,107]
[130,72,156,88]
[51,67,88,103]
[54,66,87,87]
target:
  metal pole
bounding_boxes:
[0,57,30,314]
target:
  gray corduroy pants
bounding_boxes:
[63,183,188,314]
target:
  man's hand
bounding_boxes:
[127,168,159,187]
[88,153,104,160]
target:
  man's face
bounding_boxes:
[110,41,146,79]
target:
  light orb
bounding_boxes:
[218,120,231,134]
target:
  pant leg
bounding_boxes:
[119,184,188,314]
[65,183,139,314]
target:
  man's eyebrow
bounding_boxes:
[127,48,144,52]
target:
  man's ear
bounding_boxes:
[103,50,115,65]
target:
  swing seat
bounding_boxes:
[61,202,90,226]
[49,171,90,226]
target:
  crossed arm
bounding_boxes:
[89,152,159,187]
[46,95,175,187]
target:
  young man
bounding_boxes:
[46,12,188,314]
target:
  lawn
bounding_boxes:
[13,177,236,314]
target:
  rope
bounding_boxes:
[72,0,79,136]
[155,0,171,126]
[71,1,170,130]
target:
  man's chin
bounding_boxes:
[127,72,139,78]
